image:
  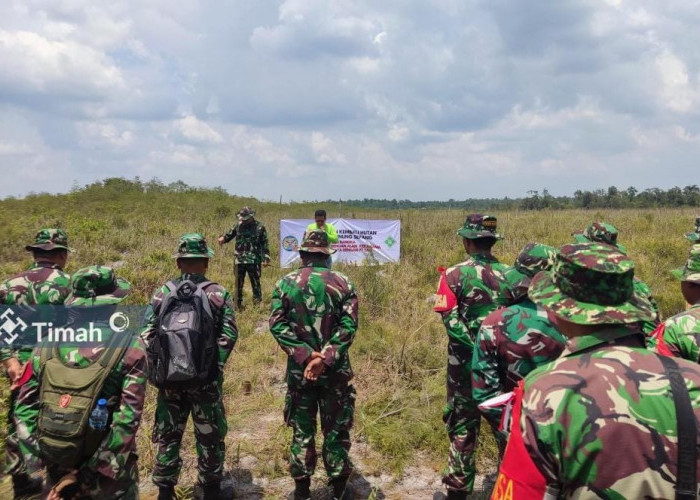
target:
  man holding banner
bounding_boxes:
[306,210,338,267]
[306,210,339,244]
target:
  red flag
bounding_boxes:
[491,382,548,500]
[651,323,674,357]
[434,267,457,312]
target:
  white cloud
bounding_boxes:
[171,115,223,145]
[1,0,700,200]
[0,29,125,98]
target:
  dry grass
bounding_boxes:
[0,188,697,497]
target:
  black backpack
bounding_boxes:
[147,280,219,389]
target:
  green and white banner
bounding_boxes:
[279,219,401,267]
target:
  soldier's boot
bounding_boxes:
[200,481,221,500]
[446,489,467,500]
[331,477,354,500]
[293,477,311,500]
[12,473,42,500]
[157,485,175,500]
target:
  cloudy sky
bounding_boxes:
[1,0,699,201]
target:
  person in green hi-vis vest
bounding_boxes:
[306,209,338,268]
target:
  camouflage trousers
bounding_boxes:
[443,340,503,493]
[4,355,40,476]
[236,263,262,306]
[284,381,355,480]
[152,382,227,487]
[46,460,139,499]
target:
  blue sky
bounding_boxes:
[1,0,699,200]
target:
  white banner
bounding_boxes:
[279,219,401,267]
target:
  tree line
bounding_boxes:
[335,185,700,210]
[4,178,700,211]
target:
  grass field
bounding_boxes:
[0,184,697,498]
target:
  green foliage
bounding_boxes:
[0,177,697,492]
[333,185,700,210]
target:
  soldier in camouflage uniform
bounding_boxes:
[16,265,146,499]
[218,206,270,308]
[433,215,515,500]
[653,246,700,361]
[572,221,660,333]
[492,243,700,499]
[686,216,700,243]
[0,229,71,498]
[472,243,565,436]
[269,231,358,500]
[142,233,237,500]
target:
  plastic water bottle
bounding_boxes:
[89,398,109,430]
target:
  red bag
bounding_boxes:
[491,381,548,500]
[434,267,457,313]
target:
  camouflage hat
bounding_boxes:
[237,206,256,221]
[572,222,626,253]
[528,243,656,325]
[173,233,215,259]
[506,243,557,296]
[299,230,336,255]
[671,245,700,283]
[457,214,502,240]
[685,216,700,242]
[25,228,72,252]
[65,266,131,306]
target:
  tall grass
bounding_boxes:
[0,187,696,491]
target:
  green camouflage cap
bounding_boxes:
[25,228,72,252]
[671,245,700,283]
[514,243,557,278]
[173,233,215,259]
[529,243,656,325]
[506,243,557,297]
[237,206,256,221]
[457,214,502,240]
[299,229,336,255]
[65,265,131,306]
[572,222,626,253]
[685,216,700,242]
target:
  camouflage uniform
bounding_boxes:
[472,244,565,432]
[269,231,358,482]
[221,206,270,307]
[16,266,146,499]
[0,229,71,490]
[686,216,700,243]
[142,234,237,489]
[493,244,700,499]
[434,215,515,494]
[654,246,700,361]
[572,221,660,333]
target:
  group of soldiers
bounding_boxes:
[0,208,699,500]
[0,206,354,500]
[434,214,700,499]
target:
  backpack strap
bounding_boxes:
[157,281,180,319]
[97,329,134,370]
[196,281,215,320]
[657,354,698,499]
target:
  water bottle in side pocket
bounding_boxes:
[89,398,109,430]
